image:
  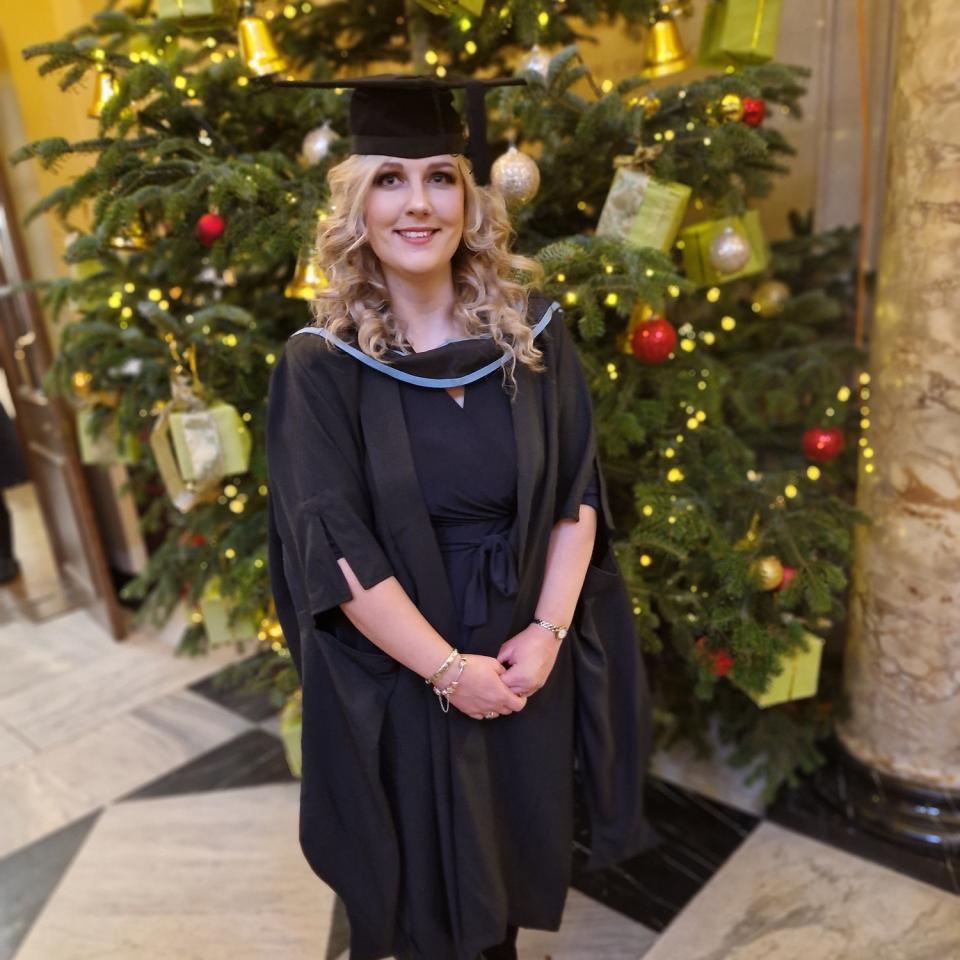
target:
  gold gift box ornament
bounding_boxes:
[198,575,258,646]
[699,0,784,66]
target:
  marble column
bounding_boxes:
[837,0,960,845]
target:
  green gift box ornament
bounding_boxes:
[733,632,825,708]
[415,0,484,18]
[679,209,769,286]
[596,150,692,253]
[76,408,140,466]
[156,0,238,29]
[699,0,783,66]
[198,576,257,646]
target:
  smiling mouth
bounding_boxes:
[394,228,440,240]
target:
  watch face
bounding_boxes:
[557,627,568,640]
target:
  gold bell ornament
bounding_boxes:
[641,4,694,79]
[87,67,119,119]
[285,247,329,300]
[238,1,289,77]
[108,214,150,251]
[491,143,540,207]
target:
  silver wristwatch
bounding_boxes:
[532,617,568,641]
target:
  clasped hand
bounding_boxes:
[449,624,561,721]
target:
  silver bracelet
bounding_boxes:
[425,647,459,686]
[433,657,467,713]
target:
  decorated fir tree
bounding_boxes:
[14,0,867,799]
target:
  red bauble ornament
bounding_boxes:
[802,426,845,463]
[778,565,798,591]
[742,97,766,126]
[196,212,226,247]
[630,316,677,364]
[695,636,736,677]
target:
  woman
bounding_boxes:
[266,76,656,960]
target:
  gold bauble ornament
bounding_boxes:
[753,279,791,317]
[108,215,150,251]
[708,225,752,275]
[491,145,540,207]
[751,555,785,591]
[238,10,289,77]
[704,93,744,126]
[638,94,662,119]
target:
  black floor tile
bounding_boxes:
[0,811,102,960]
[768,737,960,897]
[571,775,759,931]
[121,729,294,802]
[189,652,284,723]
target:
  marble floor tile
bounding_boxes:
[0,633,247,751]
[189,651,285,722]
[0,721,32,770]
[13,783,335,960]
[0,812,101,960]
[642,822,960,960]
[0,691,251,859]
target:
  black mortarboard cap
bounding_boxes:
[269,74,526,185]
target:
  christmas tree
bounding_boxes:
[14,0,867,800]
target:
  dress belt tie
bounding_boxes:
[460,531,519,628]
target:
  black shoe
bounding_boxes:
[0,556,21,584]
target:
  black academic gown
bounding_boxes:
[266,295,657,960]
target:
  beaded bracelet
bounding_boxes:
[425,647,459,686]
[433,657,467,713]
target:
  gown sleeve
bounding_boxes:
[266,336,394,658]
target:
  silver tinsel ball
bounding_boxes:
[301,121,339,165]
[491,145,540,207]
[708,225,752,275]
[522,44,552,77]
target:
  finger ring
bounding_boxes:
[484,712,498,719]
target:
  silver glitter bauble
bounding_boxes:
[522,44,552,77]
[301,121,339,165]
[708,225,752,275]
[491,145,540,207]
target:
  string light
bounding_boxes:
[640,554,653,566]
[605,292,619,306]
[265,353,277,364]
[806,465,821,480]
[642,504,654,516]
[720,315,736,331]
[224,548,236,559]
[837,385,851,402]
[706,287,721,302]
[785,484,798,498]
[667,467,684,482]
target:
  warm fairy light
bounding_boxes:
[703,137,712,146]
[667,467,684,482]
[465,40,478,54]
[211,52,224,63]
[222,333,238,347]
[865,463,875,473]
[633,605,642,614]
[283,4,297,17]
[863,448,874,459]
[654,132,664,141]
[668,284,681,297]
[121,307,133,318]
[148,288,162,301]
[676,239,685,250]
[642,504,654,516]
[751,302,762,313]
[159,300,170,310]
[747,469,759,481]
[837,385,851,402]
[224,548,236,559]
[690,584,698,592]
[436,66,448,78]
[556,272,566,282]
[302,1,313,10]
[175,76,188,90]
[576,200,588,211]
[721,316,736,331]
[425,50,439,65]
[605,264,615,274]
[686,417,699,429]
[265,353,277,364]
[860,418,870,429]
[785,484,798,498]
[229,500,245,514]
[678,89,687,99]
[605,293,619,306]
[668,515,677,524]
[258,484,268,495]
[538,11,549,25]
[706,287,721,302]
[601,79,614,93]
[237,77,249,87]
[697,380,707,390]
[859,372,871,385]
[644,268,654,277]
[640,554,653,566]
[676,434,684,443]
[191,610,203,624]
[565,291,578,305]
[254,558,265,568]
[858,437,868,447]
[860,405,870,416]
[686,121,695,131]
[680,338,696,352]
[664,447,675,458]
[459,16,472,29]
[695,410,706,421]
[860,387,871,400]
[664,130,675,141]
[108,292,122,308]
[825,407,835,417]
[224,484,238,497]
[806,465,821,480]
[702,331,716,345]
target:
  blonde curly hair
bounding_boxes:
[309,153,545,388]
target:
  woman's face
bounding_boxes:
[363,155,465,283]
